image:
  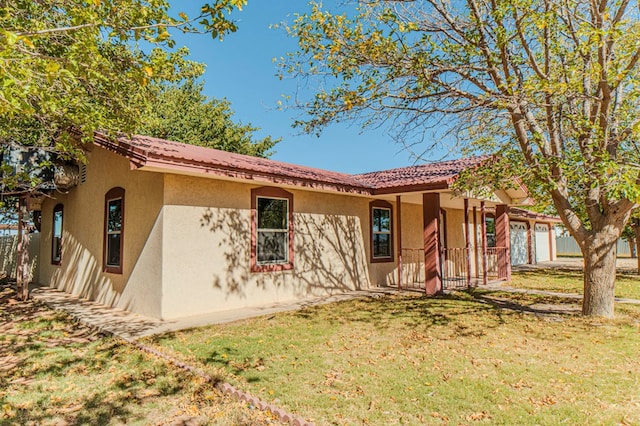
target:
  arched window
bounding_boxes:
[104,187,125,274]
[51,204,63,264]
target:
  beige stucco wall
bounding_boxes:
[160,174,386,319]
[39,146,165,318]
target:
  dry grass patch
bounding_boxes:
[510,269,640,300]
[0,285,282,425]
[147,291,640,425]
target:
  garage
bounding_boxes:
[510,221,528,265]
[534,223,551,262]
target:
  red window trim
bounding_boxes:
[250,186,294,273]
[370,200,394,263]
[103,187,125,274]
[51,203,63,265]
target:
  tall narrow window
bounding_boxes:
[485,214,496,248]
[251,187,294,272]
[104,187,125,274]
[370,200,394,262]
[51,204,63,264]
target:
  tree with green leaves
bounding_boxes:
[139,80,279,158]
[282,0,640,316]
[0,0,246,169]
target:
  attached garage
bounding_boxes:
[510,221,529,265]
[534,223,551,262]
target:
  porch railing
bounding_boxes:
[441,247,471,289]
[399,246,510,291]
[399,248,425,290]
[486,247,510,281]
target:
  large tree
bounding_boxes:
[282,0,640,316]
[138,80,279,158]
[0,0,246,165]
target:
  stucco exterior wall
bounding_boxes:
[39,146,165,318]
[160,175,384,319]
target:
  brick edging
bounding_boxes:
[32,296,314,426]
[128,340,315,426]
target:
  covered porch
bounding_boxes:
[382,189,527,294]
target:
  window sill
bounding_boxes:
[251,262,294,273]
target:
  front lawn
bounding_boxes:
[146,291,640,425]
[510,269,640,300]
[0,285,280,425]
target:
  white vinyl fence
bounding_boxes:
[0,233,40,283]
[556,235,632,258]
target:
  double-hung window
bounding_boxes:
[370,200,394,262]
[104,187,125,274]
[51,204,63,264]
[251,187,294,272]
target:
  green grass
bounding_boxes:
[0,286,279,425]
[510,269,640,300]
[147,291,640,425]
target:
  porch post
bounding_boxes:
[464,198,471,287]
[495,204,512,281]
[473,206,479,278]
[481,201,488,285]
[423,192,441,295]
[396,195,402,290]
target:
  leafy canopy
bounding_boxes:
[0,0,246,163]
[138,80,279,158]
[282,0,640,246]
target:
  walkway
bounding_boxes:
[30,285,398,341]
[29,257,640,341]
[512,256,638,273]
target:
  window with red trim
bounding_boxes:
[370,200,394,262]
[251,187,294,272]
[104,187,125,274]
[51,204,63,265]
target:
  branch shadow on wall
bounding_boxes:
[200,208,368,300]
[47,233,160,337]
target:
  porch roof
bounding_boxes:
[354,156,489,194]
[93,133,526,202]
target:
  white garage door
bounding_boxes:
[510,222,528,265]
[535,223,550,262]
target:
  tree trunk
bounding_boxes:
[635,225,640,274]
[582,236,617,317]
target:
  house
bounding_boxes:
[508,208,561,266]
[36,133,539,320]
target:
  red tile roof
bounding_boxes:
[93,133,492,195]
[354,156,489,193]
[509,207,561,223]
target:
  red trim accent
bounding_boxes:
[495,205,512,281]
[103,187,125,274]
[396,195,402,289]
[51,203,63,265]
[423,193,441,295]
[250,187,294,273]
[369,200,394,263]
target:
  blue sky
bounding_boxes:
[168,1,435,174]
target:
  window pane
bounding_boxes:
[257,198,287,230]
[373,208,390,232]
[53,237,61,261]
[485,217,496,248]
[53,210,63,237]
[108,199,122,232]
[373,233,390,257]
[107,234,121,267]
[257,231,287,263]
